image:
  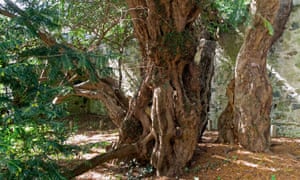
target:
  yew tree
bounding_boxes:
[119,0,220,176]
[1,0,293,178]
[1,0,217,177]
[62,0,217,177]
[218,0,292,152]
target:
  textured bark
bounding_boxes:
[53,78,129,128]
[2,0,212,177]
[217,79,238,144]
[50,0,214,176]
[234,0,292,152]
[119,74,152,144]
[196,39,216,140]
[146,55,202,176]
[125,0,209,176]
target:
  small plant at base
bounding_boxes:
[126,159,154,180]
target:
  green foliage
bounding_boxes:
[125,159,154,180]
[61,0,132,51]
[261,16,274,36]
[207,0,250,33]
[1,0,255,178]
[0,63,72,179]
[0,22,72,177]
[0,0,133,178]
[162,30,194,57]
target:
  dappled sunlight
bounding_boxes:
[198,143,231,148]
[236,150,275,164]
[76,171,116,180]
[66,131,118,145]
[64,131,118,161]
[250,155,274,164]
[269,155,284,161]
[1,0,299,179]
[272,137,300,143]
[60,130,300,179]
[81,152,104,160]
[236,160,277,172]
[75,162,127,180]
[187,132,300,179]
[236,149,253,155]
[212,154,278,172]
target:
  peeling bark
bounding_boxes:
[150,83,199,176]
[218,0,292,151]
[234,0,292,152]
[125,0,207,176]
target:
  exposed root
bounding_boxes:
[64,144,139,179]
[64,132,155,179]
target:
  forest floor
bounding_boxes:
[64,115,300,180]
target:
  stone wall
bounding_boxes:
[268,5,300,137]
[65,96,106,115]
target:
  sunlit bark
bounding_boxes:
[218,0,292,151]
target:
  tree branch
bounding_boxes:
[0,7,16,18]
[64,131,155,179]
[3,0,57,46]
[53,79,129,127]
[64,143,139,179]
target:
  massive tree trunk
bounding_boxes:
[218,0,292,151]
[2,0,216,177]
[59,0,215,177]
[122,0,215,176]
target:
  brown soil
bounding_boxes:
[65,117,300,180]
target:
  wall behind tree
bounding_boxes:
[268,5,300,137]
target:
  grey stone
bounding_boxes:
[290,22,300,30]
[292,103,300,110]
[273,91,281,97]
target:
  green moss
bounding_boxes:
[162,31,195,56]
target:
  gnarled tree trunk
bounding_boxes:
[2,0,217,177]
[65,1,216,177]
[123,0,215,176]
[218,0,292,151]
